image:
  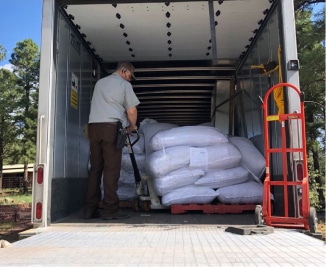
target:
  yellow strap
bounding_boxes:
[273,46,284,115]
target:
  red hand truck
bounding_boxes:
[255,82,318,233]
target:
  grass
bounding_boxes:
[0,188,32,205]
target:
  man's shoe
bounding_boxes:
[102,211,130,220]
[83,209,100,219]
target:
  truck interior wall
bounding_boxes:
[234,7,290,216]
[51,9,94,221]
[212,80,231,134]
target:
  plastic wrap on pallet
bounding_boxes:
[195,166,249,189]
[117,183,137,201]
[161,185,218,206]
[215,180,270,204]
[146,143,241,178]
[153,167,204,196]
[149,125,228,151]
[121,153,146,173]
[228,136,266,181]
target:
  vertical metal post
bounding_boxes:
[208,0,217,65]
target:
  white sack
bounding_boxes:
[147,143,242,177]
[215,180,264,204]
[139,122,178,153]
[153,167,204,196]
[117,184,137,201]
[188,142,241,171]
[119,169,137,185]
[121,153,146,174]
[122,132,145,154]
[195,166,249,189]
[228,136,265,181]
[150,125,228,151]
[146,146,190,177]
[161,185,218,206]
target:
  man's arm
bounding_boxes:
[126,106,138,131]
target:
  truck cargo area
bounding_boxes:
[34,0,304,228]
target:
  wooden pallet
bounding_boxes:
[170,203,257,214]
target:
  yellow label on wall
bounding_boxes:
[71,72,78,109]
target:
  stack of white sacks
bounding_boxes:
[117,118,268,206]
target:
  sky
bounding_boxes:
[0,0,43,70]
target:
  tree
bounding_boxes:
[0,69,20,189]
[0,44,6,62]
[9,39,40,193]
[295,0,325,11]
[295,8,325,208]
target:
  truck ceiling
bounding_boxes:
[60,0,273,125]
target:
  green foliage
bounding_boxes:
[308,156,325,211]
[7,39,40,165]
[0,69,20,165]
[296,7,325,208]
[0,44,6,62]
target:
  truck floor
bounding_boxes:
[0,208,325,266]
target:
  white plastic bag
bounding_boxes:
[149,125,228,151]
[161,185,218,206]
[153,167,204,196]
[215,180,264,204]
[228,136,266,181]
[195,166,249,188]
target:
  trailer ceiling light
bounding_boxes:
[112,4,117,8]
[81,33,86,38]
[120,24,125,29]
[215,21,218,26]
[75,24,80,30]
[167,40,172,44]
[215,10,221,17]
[166,22,171,28]
[263,9,269,15]
[68,14,74,20]
[165,2,170,7]
[116,13,121,19]
[218,0,224,4]
[166,12,171,18]
[168,47,172,51]
[123,32,128,37]
[167,32,171,36]
[129,48,133,52]
[169,53,172,57]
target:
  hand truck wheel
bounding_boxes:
[132,198,141,212]
[254,205,264,225]
[139,200,151,212]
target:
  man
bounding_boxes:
[84,61,140,220]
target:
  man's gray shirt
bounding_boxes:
[89,73,140,127]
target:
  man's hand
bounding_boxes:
[127,125,138,133]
